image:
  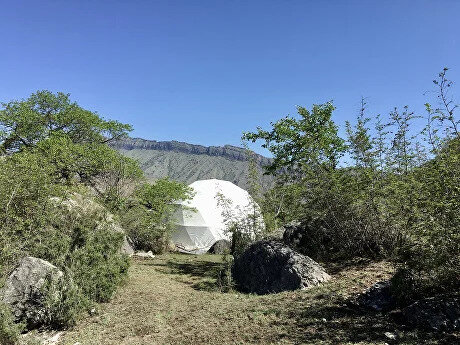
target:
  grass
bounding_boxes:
[40,254,457,345]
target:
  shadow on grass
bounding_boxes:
[149,258,225,291]
[324,257,374,275]
[166,260,223,279]
[276,300,456,345]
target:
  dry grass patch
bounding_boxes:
[54,254,457,345]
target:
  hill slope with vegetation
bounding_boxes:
[110,137,274,190]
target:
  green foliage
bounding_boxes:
[0,302,23,345]
[0,90,131,154]
[243,102,346,176]
[36,135,143,207]
[393,137,460,301]
[244,101,393,261]
[215,190,264,258]
[244,69,459,300]
[122,178,193,253]
[40,271,86,329]
[58,206,129,303]
[0,90,141,202]
[0,151,63,274]
[0,91,137,333]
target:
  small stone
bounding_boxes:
[384,332,396,340]
[133,251,155,259]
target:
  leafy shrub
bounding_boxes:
[67,216,129,302]
[244,69,459,300]
[121,178,193,253]
[0,90,135,332]
[392,138,460,301]
[38,270,86,329]
[41,194,130,303]
[0,302,23,345]
[244,102,399,261]
[0,151,64,276]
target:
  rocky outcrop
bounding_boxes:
[51,193,135,255]
[394,296,460,332]
[1,257,64,328]
[121,236,135,256]
[232,240,331,294]
[111,137,272,165]
[355,280,395,312]
[208,239,231,254]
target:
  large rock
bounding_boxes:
[232,240,331,294]
[1,257,63,328]
[208,239,231,254]
[395,296,460,332]
[355,280,395,312]
[51,193,135,255]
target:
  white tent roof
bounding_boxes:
[171,179,262,254]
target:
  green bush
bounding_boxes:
[392,138,460,301]
[244,102,400,261]
[244,69,459,300]
[0,302,23,345]
[121,178,193,253]
[41,271,87,329]
[0,91,135,332]
[121,203,169,253]
[67,216,129,302]
[42,195,130,303]
[0,151,63,276]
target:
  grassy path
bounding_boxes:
[54,254,450,345]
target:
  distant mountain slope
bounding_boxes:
[110,137,274,190]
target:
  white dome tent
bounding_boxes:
[172,179,264,254]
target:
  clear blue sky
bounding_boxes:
[1,1,459,155]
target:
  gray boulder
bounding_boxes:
[355,280,395,312]
[1,257,63,328]
[51,193,135,255]
[232,240,331,294]
[396,296,460,332]
[208,239,231,254]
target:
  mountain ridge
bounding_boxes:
[111,137,272,165]
[110,137,274,190]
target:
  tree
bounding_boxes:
[243,102,346,179]
[0,91,143,207]
[243,102,399,260]
[0,90,131,154]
